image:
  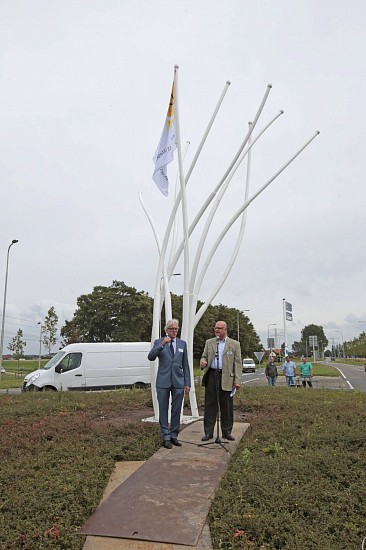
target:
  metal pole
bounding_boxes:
[334,330,345,359]
[159,273,181,339]
[0,240,19,378]
[38,322,43,370]
[267,323,276,355]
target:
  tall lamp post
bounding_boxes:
[334,330,345,359]
[237,309,250,341]
[38,322,43,370]
[267,323,276,355]
[0,239,19,378]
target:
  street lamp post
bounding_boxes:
[38,322,43,370]
[0,239,19,378]
[267,323,276,355]
[237,310,250,341]
[334,330,345,359]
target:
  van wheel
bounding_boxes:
[42,386,57,392]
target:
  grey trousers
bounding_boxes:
[157,386,184,441]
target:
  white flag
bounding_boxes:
[152,83,177,196]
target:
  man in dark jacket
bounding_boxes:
[265,356,278,386]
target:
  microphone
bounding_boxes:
[215,337,220,358]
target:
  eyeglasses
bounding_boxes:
[215,326,226,330]
[167,327,179,331]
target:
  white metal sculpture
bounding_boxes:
[143,65,319,422]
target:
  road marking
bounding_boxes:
[333,366,354,390]
[242,377,261,384]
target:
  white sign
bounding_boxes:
[254,351,265,364]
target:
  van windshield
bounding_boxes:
[43,352,65,370]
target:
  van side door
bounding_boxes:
[55,353,83,390]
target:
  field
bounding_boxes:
[0,384,365,549]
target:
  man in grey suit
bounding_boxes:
[148,319,191,449]
[200,321,242,441]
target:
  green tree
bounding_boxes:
[295,324,328,359]
[60,321,80,347]
[8,328,26,367]
[60,283,261,363]
[61,281,153,344]
[344,331,366,358]
[42,306,59,355]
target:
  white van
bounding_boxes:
[22,342,151,392]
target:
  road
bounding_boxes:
[241,363,366,392]
[327,362,366,392]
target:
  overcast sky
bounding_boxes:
[1,0,365,354]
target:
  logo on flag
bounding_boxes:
[285,347,290,357]
[285,301,292,312]
[152,83,177,196]
[286,312,293,321]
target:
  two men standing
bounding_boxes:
[148,318,242,447]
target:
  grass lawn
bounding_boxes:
[1,385,365,548]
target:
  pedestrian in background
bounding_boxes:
[300,356,313,387]
[282,355,296,386]
[265,355,278,386]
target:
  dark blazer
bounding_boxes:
[148,338,191,389]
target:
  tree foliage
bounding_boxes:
[292,324,328,357]
[42,306,59,355]
[60,281,261,362]
[343,331,366,358]
[8,328,26,366]
[61,281,153,344]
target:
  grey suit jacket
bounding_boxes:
[148,337,191,389]
[201,337,242,391]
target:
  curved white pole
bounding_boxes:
[167,96,278,280]
[194,125,252,324]
[193,131,320,312]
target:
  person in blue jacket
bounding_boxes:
[148,319,191,449]
[282,355,297,386]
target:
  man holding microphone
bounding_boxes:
[148,319,190,449]
[200,321,242,441]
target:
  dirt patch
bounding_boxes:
[99,405,257,431]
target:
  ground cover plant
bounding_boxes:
[1,385,365,548]
[0,389,160,549]
[209,387,366,549]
